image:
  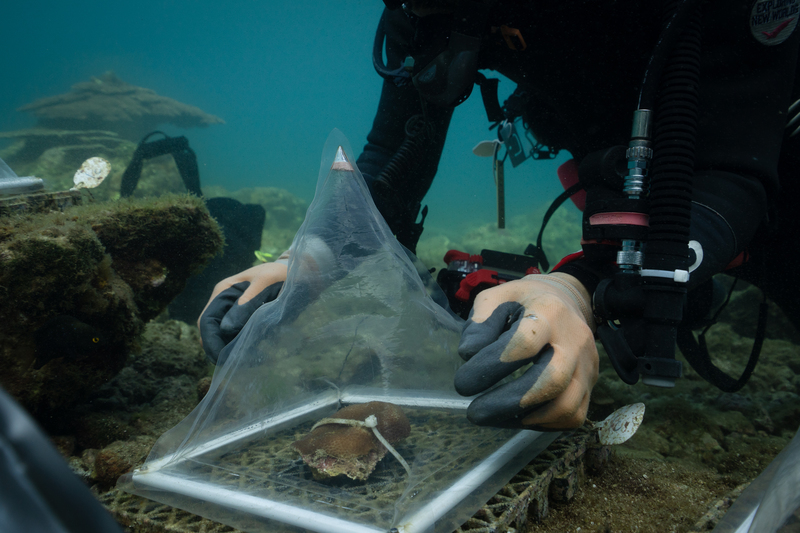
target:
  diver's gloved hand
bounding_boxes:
[198,262,287,364]
[454,273,598,430]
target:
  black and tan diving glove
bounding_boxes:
[454,272,598,430]
[198,262,287,365]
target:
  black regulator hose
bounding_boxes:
[640,0,703,370]
[373,11,409,84]
[638,0,705,110]
[373,12,391,77]
[370,11,437,252]
[374,114,434,192]
[372,114,435,252]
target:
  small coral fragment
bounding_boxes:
[292,401,410,481]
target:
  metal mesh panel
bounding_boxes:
[106,429,598,533]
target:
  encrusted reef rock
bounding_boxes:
[717,281,800,344]
[17,71,224,141]
[293,401,411,481]
[94,436,157,489]
[59,319,211,488]
[75,320,210,447]
[0,194,223,423]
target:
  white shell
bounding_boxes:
[472,139,501,157]
[596,402,645,446]
[73,157,111,189]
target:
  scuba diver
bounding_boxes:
[200,0,800,431]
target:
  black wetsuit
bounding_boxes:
[356,0,800,327]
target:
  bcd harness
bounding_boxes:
[376,0,768,392]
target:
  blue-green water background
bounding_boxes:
[0,0,573,234]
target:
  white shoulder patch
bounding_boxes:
[750,0,798,46]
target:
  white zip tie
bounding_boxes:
[310,415,412,477]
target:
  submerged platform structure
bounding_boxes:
[105,421,603,533]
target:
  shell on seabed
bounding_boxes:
[595,402,645,446]
[73,157,111,189]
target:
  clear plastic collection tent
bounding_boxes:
[119,130,555,533]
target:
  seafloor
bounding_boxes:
[88,282,799,532]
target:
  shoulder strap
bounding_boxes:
[676,290,767,393]
[524,183,583,272]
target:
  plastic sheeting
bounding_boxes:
[119,130,553,533]
[0,157,17,180]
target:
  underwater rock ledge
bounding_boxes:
[17,71,225,141]
[0,194,223,423]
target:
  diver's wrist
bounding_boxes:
[524,273,596,332]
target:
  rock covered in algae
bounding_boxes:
[0,194,223,423]
[292,401,411,481]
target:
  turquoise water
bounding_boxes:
[0,0,571,234]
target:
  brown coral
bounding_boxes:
[292,401,411,481]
